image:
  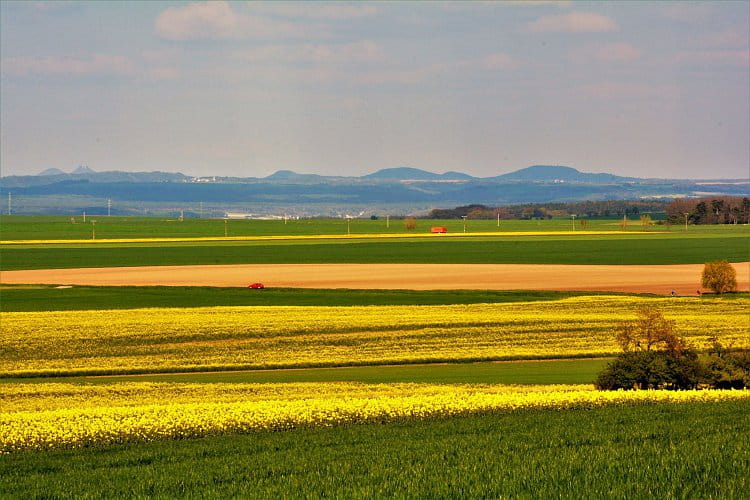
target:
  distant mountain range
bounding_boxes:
[1,165,747,216]
[3,164,709,185]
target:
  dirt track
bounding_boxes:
[2,263,748,295]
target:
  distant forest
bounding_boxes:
[665,196,750,225]
[428,196,750,224]
[427,201,668,220]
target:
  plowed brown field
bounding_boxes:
[2,263,748,295]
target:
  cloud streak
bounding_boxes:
[249,3,379,19]
[238,41,384,64]
[570,43,641,63]
[2,54,135,77]
[154,1,307,41]
[525,11,617,33]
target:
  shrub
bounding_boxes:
[404,218,417,231]
[597,309,749,390]
[701,260,737,294]
[703,338,750,389]
[596,307,701,390]
[595,350,703,390]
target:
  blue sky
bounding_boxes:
[1,1,748,179]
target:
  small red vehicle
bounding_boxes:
[248,283,265,289]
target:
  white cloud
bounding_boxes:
[505,1,571,7]
[2,54,135,77]
[579,82,679,100]
[154,1,306,41]
[695,28,749,49]
[525,11,617,33]
[452,53,516,71]
[675,50,750,67]
[661,3,713,22]
[239,41,384,64]
[250,3,379,19]
[353,52,516,85]
[570,43,641,63]
[442,1,571,12]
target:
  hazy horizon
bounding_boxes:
[2,1,749,180]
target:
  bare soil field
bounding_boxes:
[2,263,747,295]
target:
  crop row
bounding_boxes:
[2,296,747,376]
[2,381,747,453]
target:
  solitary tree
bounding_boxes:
[615,306,688,355]
[701,260,737,294]
[404,217,417,231]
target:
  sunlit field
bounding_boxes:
[3,295,747,377]
[1,217,747,498]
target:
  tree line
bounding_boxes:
[427,201,668,220]
[665,196,750,225]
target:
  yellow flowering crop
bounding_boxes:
[2,381,746,453]
[1,296,747,377]
[0,230,638,246]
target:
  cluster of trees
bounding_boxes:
[427,201,667,220]
[596,306,748,391]
[665,196,750,225]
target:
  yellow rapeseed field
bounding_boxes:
[2,381,747,453]
[0,230,634,246]
[2,296,747,376]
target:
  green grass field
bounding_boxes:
[1,358,609,386]
[2,232,747,270]
[2,215,746,270]
[1,401,746,498]
[1,214,683,240]
[0,285,644,312]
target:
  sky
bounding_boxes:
[1,1,748,179]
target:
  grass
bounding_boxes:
[0,215,686,240]
[0,285,642,312]
[1,358,609,386]
[2,232,747,270]
[1,400,746,498]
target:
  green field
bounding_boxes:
[0,214,682,240]
[0,285,644,312]
[2,232,747,270]
[1,401,747,498]
[2,215,746,270]
[1,358,609,386]
[2,216,746,497]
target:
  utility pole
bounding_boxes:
[571,214,576,231]
[83,210,86,223]
[91,220,96,240]
[7,192,11,215]
[224,218,228,237]
[107,199,111,216]
[497,212,500,228]
[683,213,689,231]
[347,217,351,236]
[386,214,390,229]
[462,215,467,233]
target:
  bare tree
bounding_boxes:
[615,306,688,355]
